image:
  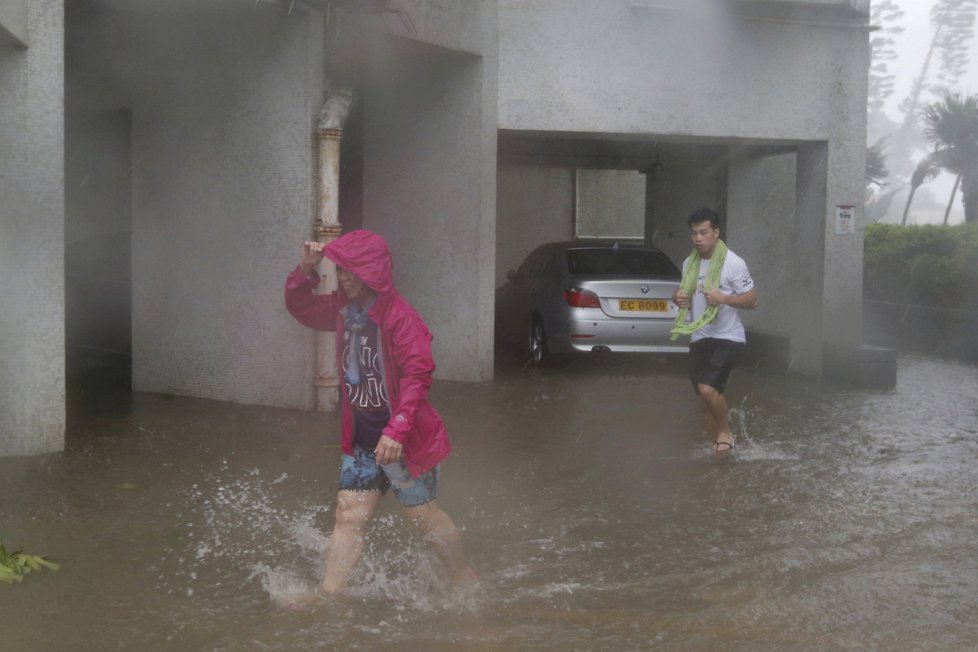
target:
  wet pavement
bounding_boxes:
[2,352,977,651]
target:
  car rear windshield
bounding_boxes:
[565,248,679,278]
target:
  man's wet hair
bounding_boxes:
[687,207,720,230]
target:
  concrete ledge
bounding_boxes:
[865,300,978,362]
[744,330,897,389]
[823,343,897,389]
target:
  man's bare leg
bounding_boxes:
[702,408,719,440]
[401,500,478,589]
[320,489,382,594]
[697,383,733,453]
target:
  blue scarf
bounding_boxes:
[342,299,376,385]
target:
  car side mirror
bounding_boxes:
[506,269,516,281]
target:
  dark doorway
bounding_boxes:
[65,110,133,424]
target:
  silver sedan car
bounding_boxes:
[495,240,686,365]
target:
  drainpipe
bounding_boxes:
[313,84,353,411]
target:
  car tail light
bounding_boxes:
[564,287,601,308]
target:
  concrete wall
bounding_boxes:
[0,0,65,456]
[126,6,325,408]
[647,158,724,268]
[498,0,866,142]
[496,165,574,286]
[575,169,644,239]
[362,1,497,382]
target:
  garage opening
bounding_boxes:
[494,130,799,370]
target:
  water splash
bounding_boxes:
[164,468,485,613]
[725,398,800,462]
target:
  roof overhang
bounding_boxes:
[0,0,28,48]
[629,0,870,28]
[498,130,804,171]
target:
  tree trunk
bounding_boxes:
[943,175,961,225]
[963,171,977,224]
[901,185,918,225]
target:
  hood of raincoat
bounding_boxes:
[323,229,395,296]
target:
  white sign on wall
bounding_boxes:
[836,205,855,235]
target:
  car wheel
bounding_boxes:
[528,316,549,366]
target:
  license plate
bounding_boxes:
[619,299,668,312]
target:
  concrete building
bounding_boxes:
[1,0,874,457]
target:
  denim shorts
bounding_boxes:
[338,446,439,507]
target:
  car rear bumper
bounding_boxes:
[550,312,688,354]
[568,342,689,353]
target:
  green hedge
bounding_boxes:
[863,223,978,310]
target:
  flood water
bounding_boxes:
[3,352,977,651]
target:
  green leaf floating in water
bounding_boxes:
[0,542,59,584]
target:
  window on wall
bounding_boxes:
[574,169,645,239]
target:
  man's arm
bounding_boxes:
[672,287,690,308]
[704,287,758,309]
[704,255,756,309]
[672,257,692,308]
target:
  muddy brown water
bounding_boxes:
[2,353,977,650]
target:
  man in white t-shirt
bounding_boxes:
[671,208,758,454]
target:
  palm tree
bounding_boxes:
[921,92,978,224]
[866,138,890,189]
[900,154,941,225]
[943,175,961,225]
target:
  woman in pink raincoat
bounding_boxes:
[285,229,476,598]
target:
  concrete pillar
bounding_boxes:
[819,25,881,384]
[822,146,866,350]
[0,0,65,456]
[792,143,828,376]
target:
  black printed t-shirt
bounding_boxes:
[342,320,391,450]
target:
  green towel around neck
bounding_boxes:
[670,239,728,340]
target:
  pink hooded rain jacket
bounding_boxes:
[284,230,451,477]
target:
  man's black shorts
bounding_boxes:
[689,338,744,394]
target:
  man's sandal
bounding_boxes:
[713,439,734,454]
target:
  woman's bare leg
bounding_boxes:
[401,499,477,588]
[320,489,382,594]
